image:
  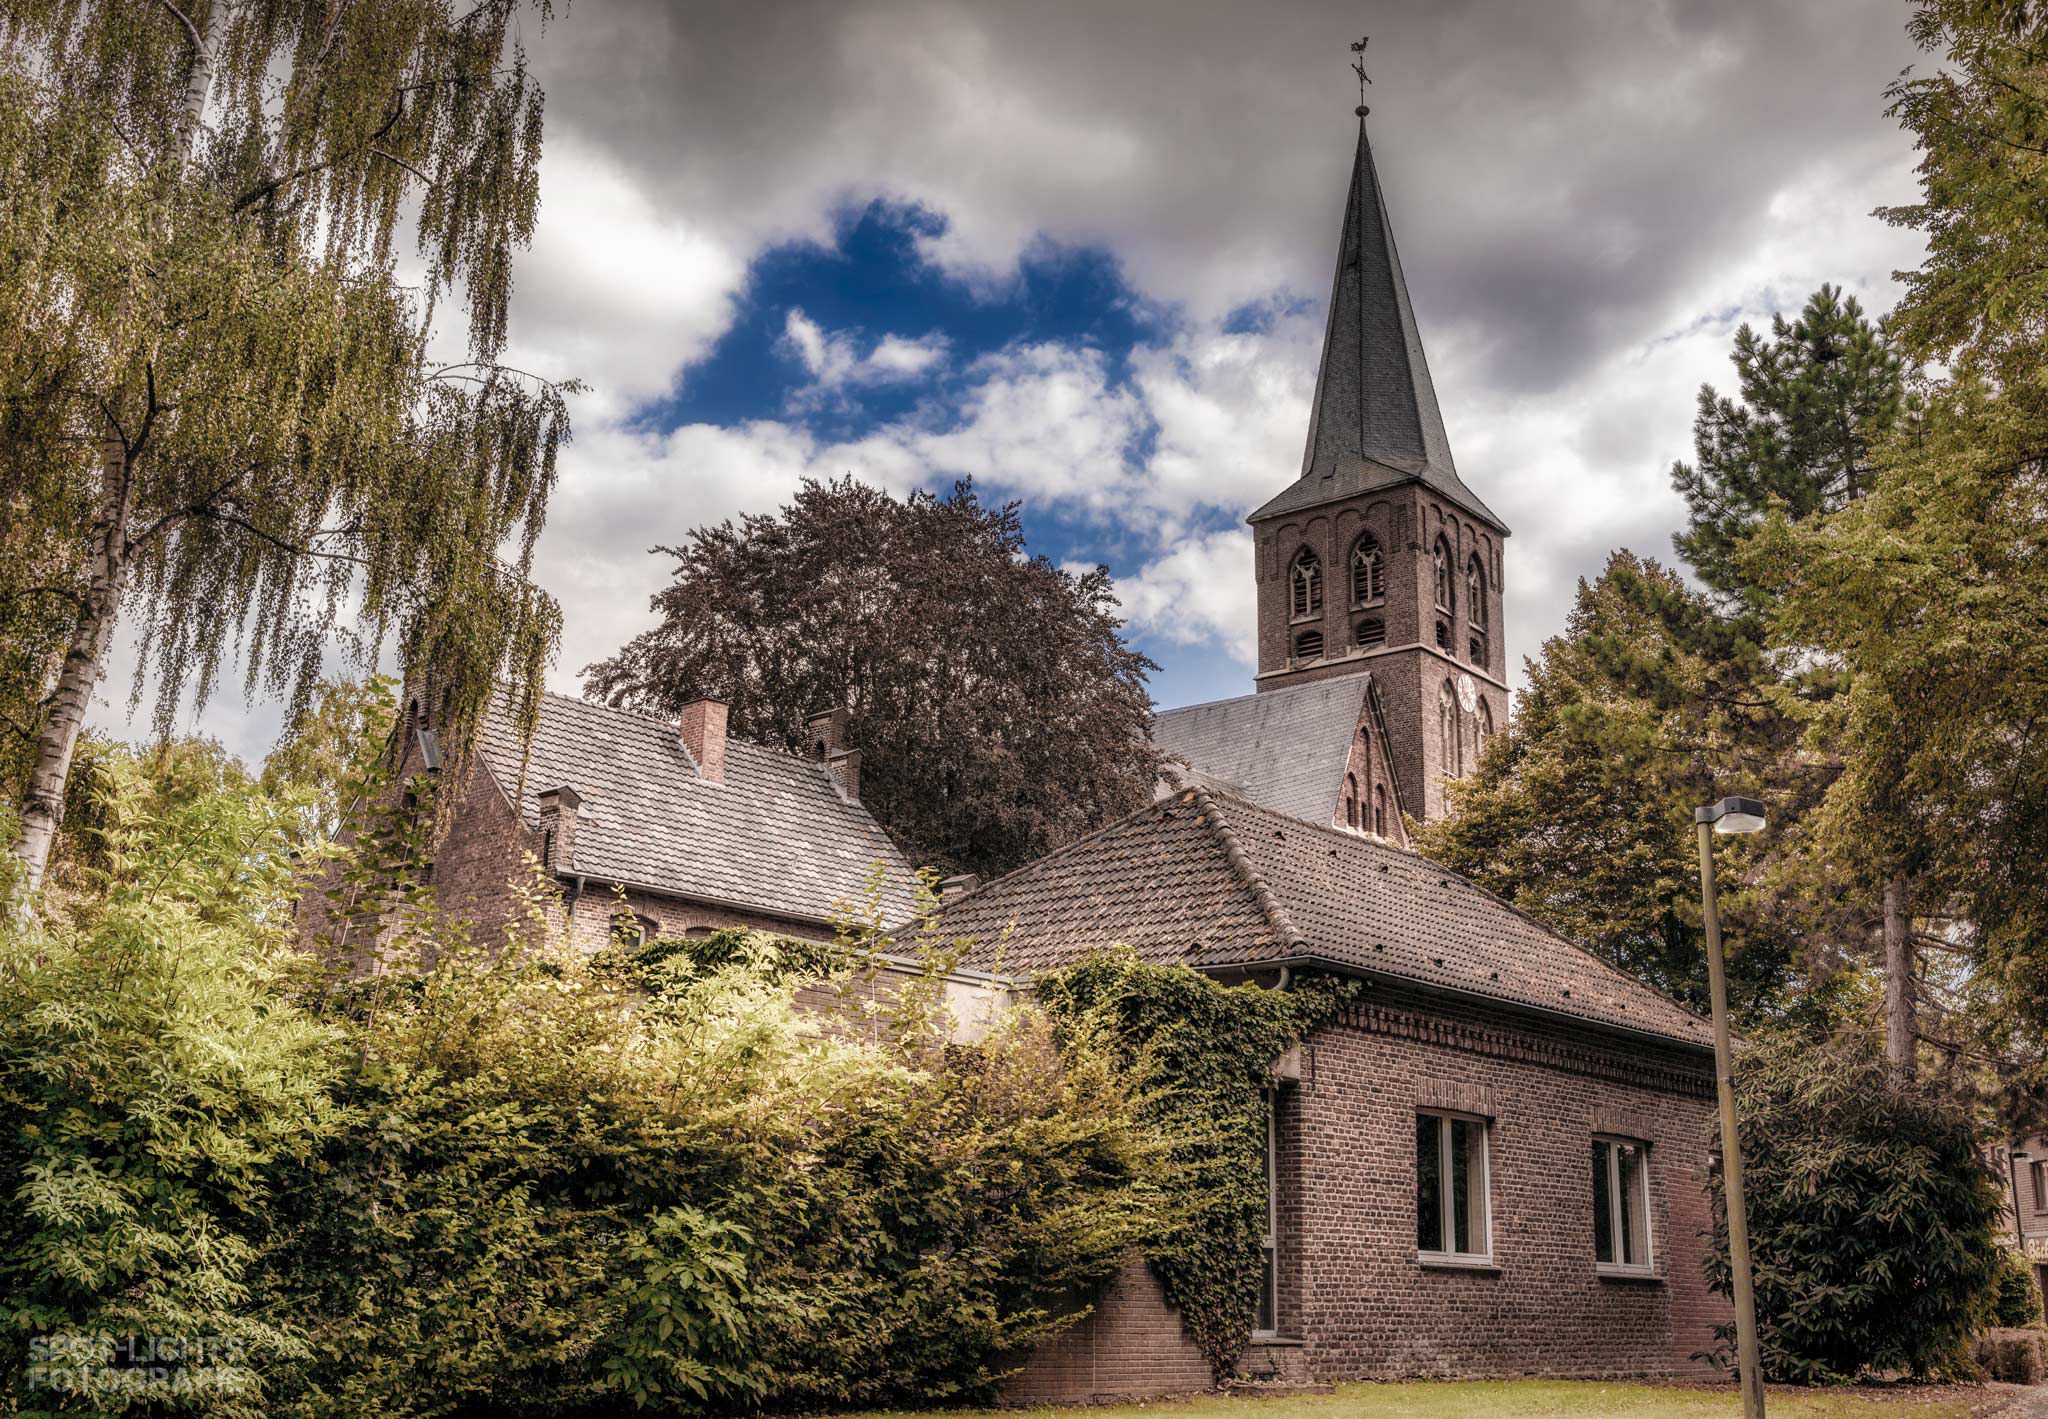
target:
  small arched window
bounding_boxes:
[612,911,659,950]
[1294,628,1325,663]
[1350,534,1384,606]
[1374,785,1388,837]
[1345,774,1359,828]
[1439,679,1464,778]
[1291,547,1323,618]
[1434,536,1455,614]
[1468,556,1487,629]
[1435,619,1452,653]
[1469,633,1487,666]
[1478,700,1496,742]
[1356,617,1386,649]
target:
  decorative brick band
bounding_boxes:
[1333,999,1715,1100]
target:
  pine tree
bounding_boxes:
[1415,554,1808,1022]
[0,1,574,903]
[1671,285,1905,620]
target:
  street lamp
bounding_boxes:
[1696,795,1768,1419]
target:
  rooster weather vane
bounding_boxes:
[1350,35,1371,117]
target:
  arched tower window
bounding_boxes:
[1294,628,1324,663]
[1291,547,1323,618]
[1439,679,1463,778]
[1478,700,1495,744]
[1435,619,1452,653]
[1350,534,1384,606]
[1433,536,1455,615]
[1344,774,1359,828]
[1356,617,1385,649]
[1467,555,1488,665]
[1373,784,1388,837]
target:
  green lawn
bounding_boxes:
[837,1379,2008,1419]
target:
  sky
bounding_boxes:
[102,0,1935,765]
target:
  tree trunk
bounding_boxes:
[1883,873,1916,1078]
[12,455,135,904]
[9,4,218,908]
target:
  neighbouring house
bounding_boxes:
[298,689,926,963]
[1994,1134,2048,1304]
[922,108,1731,1401]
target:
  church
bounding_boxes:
[935,112,1728,1401]
[316,110,1731,1403]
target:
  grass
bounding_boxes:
[836,1379,2006,1419]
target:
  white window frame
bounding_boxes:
[1593,1135,1655,1276]
[1416,1108,1492,1266]
[1254,1095,1280,1336]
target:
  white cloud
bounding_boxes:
[1105,530,1258,666]
[779,309,949,399]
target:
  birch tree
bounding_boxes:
[0,0,573,902]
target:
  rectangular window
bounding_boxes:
[1417,1110,1490,1262]
[1256,1098,1278,1333]
[2032,1160,2044,1211]
[1593,1137,1653,1273]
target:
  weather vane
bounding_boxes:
[1350,35,1371,117]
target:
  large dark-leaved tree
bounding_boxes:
[586,478,1162,878]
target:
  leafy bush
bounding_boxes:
[3,747,1170,1415]
[1709,1032,2005,1382]
[1989,1250,2044,1330]
[0,752,342,1417]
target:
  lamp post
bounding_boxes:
[1696,795,1768,1419]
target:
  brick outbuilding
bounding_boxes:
[935,787,1727,1401]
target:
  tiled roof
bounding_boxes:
[944,787,1711,1050]
[1251,119,1504,533]
[1153,674,1371,826]
[473,693,920,926]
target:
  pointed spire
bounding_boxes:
[1254,117,1505,532]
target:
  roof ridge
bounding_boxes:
[1185,786,1306,951]
[1155,669,1373,720]
[1209,787,1711,1034]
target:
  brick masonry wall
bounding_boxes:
[1291,983,1726,1382]
[1251,488,1508,823]
[1009,982,1727,1403]
[1001,1255,1213,1405]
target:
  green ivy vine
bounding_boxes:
[1036,950,1357,1377]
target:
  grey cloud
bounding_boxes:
[532,0,1921,396]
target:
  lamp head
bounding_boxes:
[1695,796,1767,835]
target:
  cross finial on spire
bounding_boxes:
[1349,35,1371,117]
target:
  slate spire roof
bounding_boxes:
[1251,118,1505,532]
[940,786,1710,1050]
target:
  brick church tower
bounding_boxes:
[1246,115,1509,821]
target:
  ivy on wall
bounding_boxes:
[1037,951,1357,1376]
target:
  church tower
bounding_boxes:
[1247,114,1509,822]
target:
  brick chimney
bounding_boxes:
[678,698,728,783]
[537,785,582,870]
[807,707,848,760]
[826,748,861,802]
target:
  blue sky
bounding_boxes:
[636,197,1249,709]
[98,0,1935,766]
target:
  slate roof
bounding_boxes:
[1153,674,1374,825]
[473,693,920,927]
[1251,119,1505,533]
[942,787,1711,1050]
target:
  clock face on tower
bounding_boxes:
[1456,674,1478,715]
